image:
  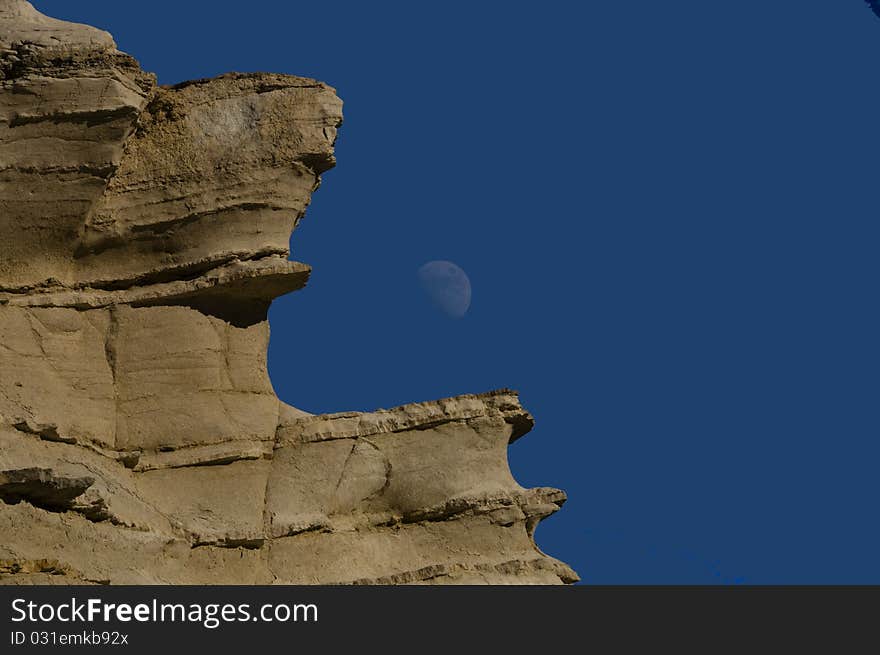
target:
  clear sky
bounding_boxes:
[34,0,880,583]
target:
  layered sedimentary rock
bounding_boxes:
[0,0,576,585]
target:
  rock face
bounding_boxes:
[0,0,576,585]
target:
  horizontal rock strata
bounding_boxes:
[0,0,575,585]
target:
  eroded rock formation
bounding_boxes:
[0,0,576,585]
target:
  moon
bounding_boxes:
[418,261,472,318]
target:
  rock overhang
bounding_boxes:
[0,0,577,585]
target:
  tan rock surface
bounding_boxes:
[0,0,576,585]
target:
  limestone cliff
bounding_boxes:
[0,0,576,585]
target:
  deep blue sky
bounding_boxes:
[35,1,880,583]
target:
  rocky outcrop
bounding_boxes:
[0,0,576,585]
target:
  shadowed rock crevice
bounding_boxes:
[0,0,576,585]
[0,468,94,513]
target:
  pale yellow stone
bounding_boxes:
[0,0,576,585]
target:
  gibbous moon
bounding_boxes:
[418,261,472,318]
